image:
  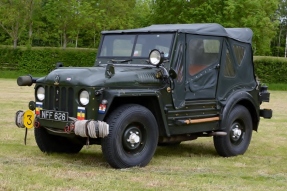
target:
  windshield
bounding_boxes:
[99,34,173,58]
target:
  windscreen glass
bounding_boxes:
[99,34,173,58]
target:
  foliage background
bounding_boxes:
[1,0,287,84]
[0,0,285,56]
[1,46,286,84]
[0,47,96,74]
[254,57,287,83]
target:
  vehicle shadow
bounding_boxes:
[154,141,218,157]
[44,141,218,168]
[43,145,110,168]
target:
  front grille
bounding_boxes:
[44,86,74,117]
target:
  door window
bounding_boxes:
[232,44,246,66]
[188,38,220,76]
[224,49,236,77]
[185,36,222,100]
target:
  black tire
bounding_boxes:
[101,104,158,169]
[213,105,253,157]
[34,126,83,154]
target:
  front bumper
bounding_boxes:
[15,109,109,138]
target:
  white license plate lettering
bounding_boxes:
[54,112,66,121]
[41,111,46,118]
[40,110,68,121]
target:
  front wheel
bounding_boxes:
[101,104,159,168]
[35,126,83,153]
[213,105,253,157]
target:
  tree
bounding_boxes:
[84,0,139,48]
[43,0,92,49]
[150,0,187,24]
[133,0,153,28]
[0,0,31,48]
[96,0,137,30]
[273,0,287,57]
[151,0,279,55]
[84,5,104,48]
[220,0,278,55]
[26,0,42,47]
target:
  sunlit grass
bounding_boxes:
[0,79,286,190]
[253,55,287,61]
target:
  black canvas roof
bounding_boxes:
[102,23,253,44]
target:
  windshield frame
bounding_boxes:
[97,33,175,59]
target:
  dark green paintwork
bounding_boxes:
[38,66,163,88]
[31,24,270,140]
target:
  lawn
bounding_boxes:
[0,78,286,191]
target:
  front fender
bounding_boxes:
[97,89,171,136]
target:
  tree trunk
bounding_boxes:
[28,21,33,46]
[63,31,67,49]
[285,30,287,58]
[278,28,281,57]
[13,38,18,49]
[60,33,62,47]
[75,31,79,48]
[94,30,96,48]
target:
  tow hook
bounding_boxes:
[64,122,75,133]
[34,120,40,128]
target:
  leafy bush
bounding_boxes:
[1,47,287,84]
[0,48,21,70]
[254,56,287,83]
[0,47,97,74]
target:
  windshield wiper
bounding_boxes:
[110,59,132,63]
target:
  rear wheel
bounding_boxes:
[101,104,158,168]
[34,126,83,153]
[213,105,253,157]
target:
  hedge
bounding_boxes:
[0,47,97,74]
[1,47,287,83]
[254,56,287,83]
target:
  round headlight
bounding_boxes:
[79,90,89,106]
[36,87,45,101]
[149,49,163,66]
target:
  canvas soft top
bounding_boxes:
[102,23,253,44]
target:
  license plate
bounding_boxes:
[40,110,69,121]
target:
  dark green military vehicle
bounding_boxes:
[16,23,272,169]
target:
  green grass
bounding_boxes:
[265,83,287,91]
[254,56,287,61]
[0,79,287,190]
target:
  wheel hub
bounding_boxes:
[231,124,242,141]
[123,125,144,152]
[127,131,140,146]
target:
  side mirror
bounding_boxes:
[168,68,177,79]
